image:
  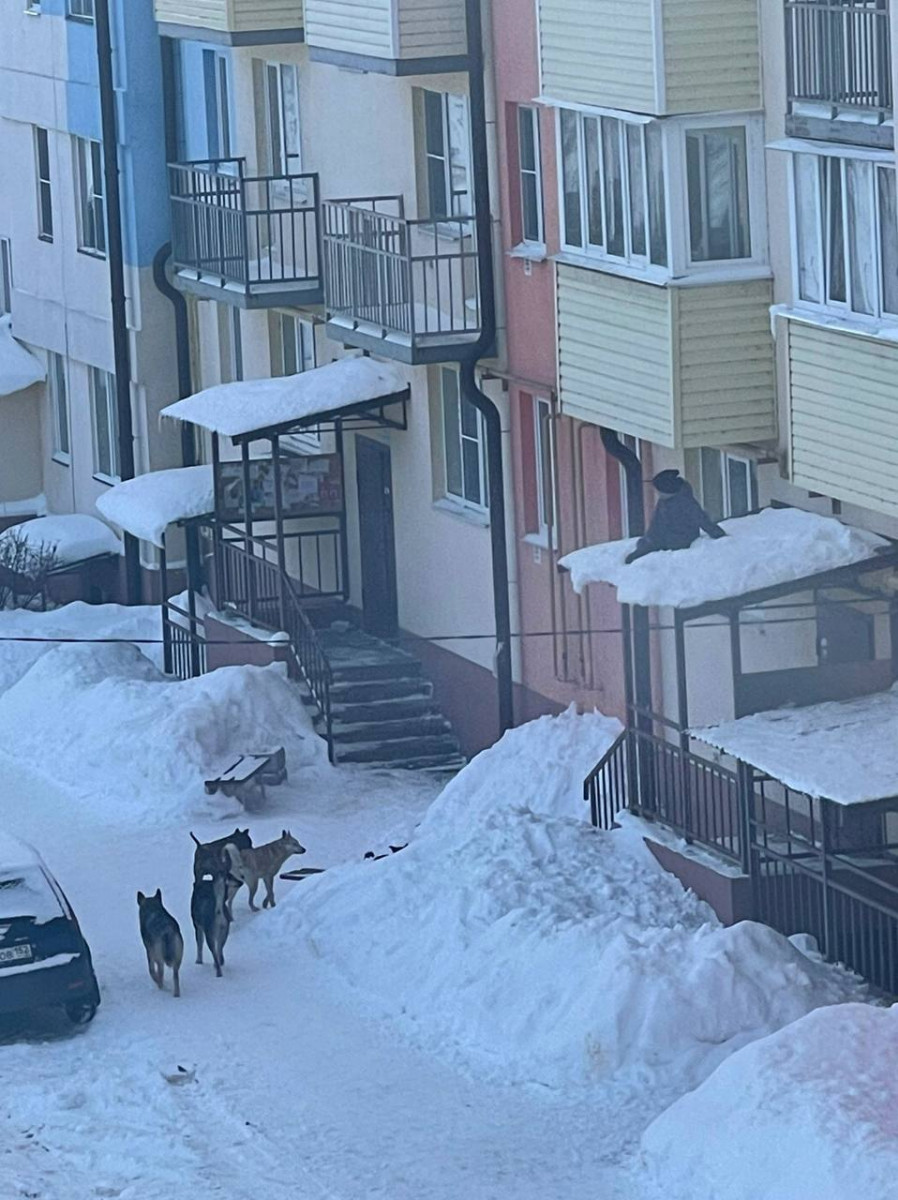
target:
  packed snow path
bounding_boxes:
[0,752,627,1200]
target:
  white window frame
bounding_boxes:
[557,109,767,282]
[273,312,320,454]
[532,395,555,543]
[789,147,898,322]
[218,305,243,384]
[73,136,106,257]
[48,352,70,465]
[25,0,41,14]
[699,448,757,521]
[261,61,302,178]
[34,126,53,242]
[517,106,544,247]
[422,90,472,222]
[67,0,93,18]
[203,49,232,162]
[0,238,11,317]
[440,365,488,513]
[616,431,641,537]
[89,365,119,483]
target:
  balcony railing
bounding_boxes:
[169,159,322,304]
[786,0,892,122]
[322,196,481,361]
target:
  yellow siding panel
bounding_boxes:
[305,0,394,55]
[788,321,898,517]
[557,265,675,445]
[662,0,761,113]
[155,0,303,31]
[398,0,466,57]
[538,0,657,113]
[676,280,776,448]
[155,0,231,31]
[232,0,303,30]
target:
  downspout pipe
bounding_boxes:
[95,0,141,604]
[460,0,514,736]
[599,428,652,728]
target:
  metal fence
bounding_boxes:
[322,196,481,343]
[162,597,207,681]
[170,159,321,293]
[786,0,892,118]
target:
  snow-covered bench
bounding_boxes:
[204,747,287,806]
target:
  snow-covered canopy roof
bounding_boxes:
[695,685,898,806]
[0,831,41,873]
[560,508,890,611]
[95,466,214,548]
[1,514,122,566]
[0,316,45,398]
[161,358,409,441]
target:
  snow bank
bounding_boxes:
[272,709,862,1094]
[0,315,45,396]
[96,466,214,547]
[560,508,887,608]
[1,513,121,565]
[641,1002,898,1200]
[0,641,323,821]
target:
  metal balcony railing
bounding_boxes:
[169,159,321,297]
[785,0,892,120]
[322,196,481,346]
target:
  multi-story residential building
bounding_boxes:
[0,0,180,593]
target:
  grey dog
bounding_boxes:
[137,888,184,998]
[190,863,231,978]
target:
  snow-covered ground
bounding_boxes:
[0,602,893,1199]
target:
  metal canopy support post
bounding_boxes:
[160,539,172,676]
[729,609,743,717]
[334,418,350,602]
[241,440,256,621]
[211,433,223,606]
[184,524,202,678]
[271,434,287,632]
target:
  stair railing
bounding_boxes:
[280,574,335,763]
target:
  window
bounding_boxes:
[25,0,41,13]
[203,50,232,161]
[67,0,93,17]
[260,62,301,177]
[700,449,757,523]
[271,312,315,377]
[616,432,641,537]
[74,137,106,256]
[793,151,898,318]
[422,90,472,220]
[532,396,554,539]
[34,127,53,242]
[441,366,487,509]
[48,352,70,462]
[0,238,11,317]
[686,126,751,263]
[560,111,667,268]
[218,306,243,384]
[89,366,119,481]
[517,106,543,245]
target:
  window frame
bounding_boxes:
[34,126,53,243]
[73,136,106,258]
[25,0,41,14]
[48,352,70,465]
[0,238,12,317]
[271,312,320,454]
[421,89,473,222]
[516,105,544,247]
[66,0,93,19]
[89,365,120,484]
[440,365,488,513]
[699,448,757,522]
[532,395,555,543]
[202,49,233,162]
[616,431,641,538]
[260,61,302,178]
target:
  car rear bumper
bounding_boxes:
[0,953,100,1016]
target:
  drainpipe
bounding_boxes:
[95,0,140,604]
[599,429,652,726]
[460,0,514,735]
[152,244,194,463]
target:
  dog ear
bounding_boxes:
[282,829,288,839]
[137,891,145,905]
[154,888,162,901]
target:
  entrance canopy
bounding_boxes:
[560,508,893,615]
[695,686,898,807]
[0,317,45,398]
[161,357,409,442]
[96,466,214,548]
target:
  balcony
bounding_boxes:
[154,0,304,44]
[304,0,467,74]
[537,0,761,117]
[557,265,775,449]
[786,0,893,147]
[169,160,322,309]
[322,198,482,365]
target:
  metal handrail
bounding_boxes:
[785,0,892,118]
[281,575,335,762]
[583,729,628,830]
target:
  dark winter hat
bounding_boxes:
[651,469,684,495]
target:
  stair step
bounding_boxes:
[329,676,433,704]
[323,714,452,745]
[361,753,468,774]
[330,659,423,683]
[334,734,462,765]
[330,693,437,724]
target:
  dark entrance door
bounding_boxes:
[356,436,399,638]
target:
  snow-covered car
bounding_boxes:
[0,833,100,1025]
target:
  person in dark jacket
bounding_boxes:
[625,469,727,563]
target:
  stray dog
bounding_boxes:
[226,830,305,911]
[191,828,252,920]
[137,889,184,998]
[190,862,231,977]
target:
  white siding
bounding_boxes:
[537,0,657,113]
[304,0,394,57]
[788,321,898,517]
[557,265,675,445]
[662,0,761,113]
[397,0,466,58]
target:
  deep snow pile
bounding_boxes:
[0,640,322,821]
[272,710,863,1098]
[641,1002,898,1200]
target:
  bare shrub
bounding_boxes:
[0,529,60,610]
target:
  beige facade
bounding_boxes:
[304,0,467,63]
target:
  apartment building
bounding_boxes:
[0,0,181,586]
[153,0,515,755]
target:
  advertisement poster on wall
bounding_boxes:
[218,454,343,520]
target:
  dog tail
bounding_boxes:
[190,832,201,848]
[224,843,243,873]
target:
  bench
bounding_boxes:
[204,747,287,807]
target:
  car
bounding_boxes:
[0,832,100,1026]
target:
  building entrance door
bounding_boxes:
[355,436,399,639]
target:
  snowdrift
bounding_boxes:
[641,1002,898,1200]
[273,711,863,1094]
[0,640,323,820]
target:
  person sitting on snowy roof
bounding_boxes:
[625,469,727,564]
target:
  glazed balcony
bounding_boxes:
[155,0,304,44]
[305,0,467,74]
[322,197,482,365]
[169,159,322,309]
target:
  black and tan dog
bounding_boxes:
[190,828,251,919]
[190,855,231,978]
[137,889,184,998]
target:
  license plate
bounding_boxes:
[0,944,33,966]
